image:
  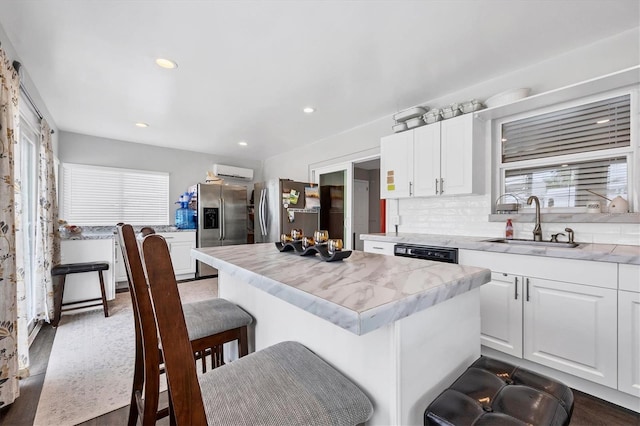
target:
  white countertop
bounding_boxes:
[361,233,640,265]
[192,243,490,335]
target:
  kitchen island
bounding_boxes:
[192,243,490,425]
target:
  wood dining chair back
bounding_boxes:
[117,224,164,425]
[117,224,252,426]
[141,233,374,426]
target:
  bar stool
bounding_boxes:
[51,261,110,327]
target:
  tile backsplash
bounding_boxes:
[387,194,640,246]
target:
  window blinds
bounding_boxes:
[62,163,169,226]
[502,95,630,163]
[505,157,627,208]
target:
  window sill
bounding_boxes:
[488,212,640,224]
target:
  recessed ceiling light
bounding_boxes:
[135,122,149,128]
[561,164,569,167]
[596,119,610,124]
[238,141,248,146]
[303,107,315,114]
[155,58,178,69]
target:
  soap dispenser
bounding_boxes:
[505,219,514,239]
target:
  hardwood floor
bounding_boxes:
[1,322,638,425]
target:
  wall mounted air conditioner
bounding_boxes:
[212,164,254,180]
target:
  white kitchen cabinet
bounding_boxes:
[114,239,128,283]
[380,114,484,199]
[60,239,115,302]
[363,240,395,256]
[523,277,617,388]
[460,250,618,388]
[380,131,413,198]
[479,272,522,357]
[158,231,196,279]
[618,264,640,397]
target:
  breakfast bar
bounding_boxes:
[192,243,490,425]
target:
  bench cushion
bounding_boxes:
[425,356,574,426]
[52,262,110,275]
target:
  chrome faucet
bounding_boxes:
[527,195,542,241]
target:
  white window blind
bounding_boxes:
[62,163,169,225]
[502,95,630,163]
[505,157,627,208]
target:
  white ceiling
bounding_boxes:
[0,0,638,162]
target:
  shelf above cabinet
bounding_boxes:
[474,66,639,121]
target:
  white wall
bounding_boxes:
[0,24,59,155]
[262,28,640,246]
[59,131,263,222]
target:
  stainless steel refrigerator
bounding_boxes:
[195,183,247,278]
[254,179,319,243]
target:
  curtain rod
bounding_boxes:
[7,57,55,135]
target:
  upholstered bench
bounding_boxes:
[51,262,110,327]
[424,356,574,426]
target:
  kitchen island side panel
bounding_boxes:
[218,271,480,426]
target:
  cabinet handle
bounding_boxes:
[409,181,413,196]
[440,178,444,194]
[514,277,518,300]
[526,278,530,301]
[373,246,384,250]
[435,179,439,195]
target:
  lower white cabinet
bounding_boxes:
[479,272,522,357]
[158,231,196,278]
[523,277,617,388]
[363,240,395,256]
[114,231,196,282]
[461,250,618,388]
[619,264,640,397]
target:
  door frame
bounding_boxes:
[310,154,380,251]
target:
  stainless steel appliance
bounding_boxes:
[254,179,319,243]
[394,244,458,263]
[194,183,247,278]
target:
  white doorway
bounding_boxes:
[353,180,369,251]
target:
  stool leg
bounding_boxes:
[52,274,66,327]
[98,270,109,318]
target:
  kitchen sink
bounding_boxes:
[484,238,579,248]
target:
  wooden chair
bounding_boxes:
[140,233,374,425]
[116,224,252,426]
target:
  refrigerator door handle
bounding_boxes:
[220,198,225,240]
[258,189,264,236]
[260,189,268,236]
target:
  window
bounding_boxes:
[18,100,39,331]
[62,163,170,225]
[499,93,633,210]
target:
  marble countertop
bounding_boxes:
[60,225,195,240]
[361,233,640,265]
[192,243,490,335]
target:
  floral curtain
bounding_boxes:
[0,47,21,407]
[33,119,59,322]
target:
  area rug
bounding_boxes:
[33,279,218,426]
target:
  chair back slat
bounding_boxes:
[141,234,208,425]
[116,224,162,424]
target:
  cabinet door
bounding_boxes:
[523,278,617,388]
[440,114,474,195]
[619,290,640,397]
[480,272,523,357]
[113,240,128,283]
[413,123,440,197]
[380,132,414,199]
[363,240,395,256]
[168,240,196,276]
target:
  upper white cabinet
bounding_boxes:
[381,114,484,199]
